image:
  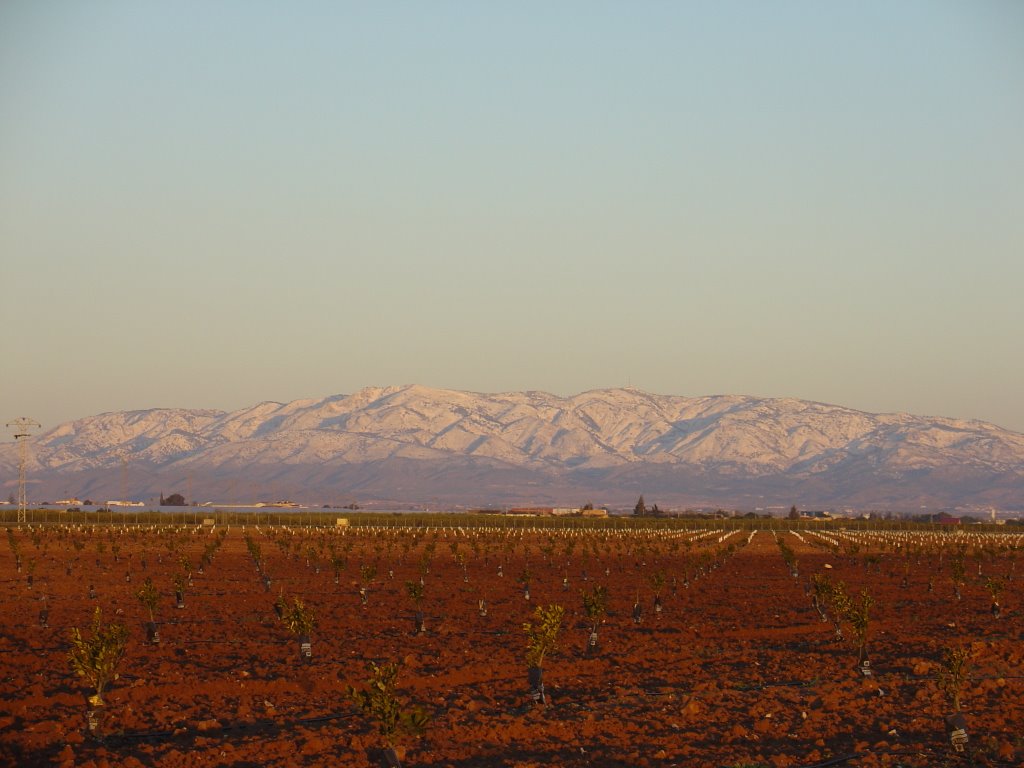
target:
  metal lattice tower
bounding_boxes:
[6,417,41,524]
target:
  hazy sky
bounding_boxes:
[2,2,1023,434]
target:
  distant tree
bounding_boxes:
[651,503,661,516]
[788,505,800,520]
[581,502,594,511]
[163,493,186,507]
[633,495,647,517]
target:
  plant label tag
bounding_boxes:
[950,728,968,752]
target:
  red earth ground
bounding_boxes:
[1,522,1021,768]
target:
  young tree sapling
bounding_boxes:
[280,596,317,661]
[582,585,608,654]
[523,603,564,705]
[135,577,161,644]
[938,644,972,753]
[348,661,430,768]
[68,607,129,736]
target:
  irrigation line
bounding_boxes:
[96,692,1009,768]
[632,669,1024,697]
[795,753,858,768]
[550,673,1024,724]
[107,710,358,746]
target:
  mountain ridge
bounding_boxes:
[3,385,1023,510]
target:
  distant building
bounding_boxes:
[494,506,609,518]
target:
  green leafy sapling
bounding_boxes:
[518,567,533,600]
[281,596,317,637]
[938,644,971,712]
[582,585,608,652]
[135,577,160,643]
[280,598,315,663]
[405,580,426,634]
[847,590,875,672]
[985,577,1004,617]
[69,607,129,706]
[348,661,430,766]
[648,568,667,613]
[173,572,187,608]
[523,603,564,704]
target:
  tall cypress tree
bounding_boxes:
[634,495,646,517]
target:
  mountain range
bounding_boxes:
[4,385,1024,511]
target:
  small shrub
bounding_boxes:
[348,661,430,749]
[648,568,666,597]
[280,596,317,637]
[938,644,972,712]
[135,577,159,623]
[582,585,608,626]
[405,581,424,607]
[985,576,1004,605]
[524,604,564,669]
[847,590,874,664]
[68,607,129,706]
[360,563,377,586]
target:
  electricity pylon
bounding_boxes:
[6,417,41,524]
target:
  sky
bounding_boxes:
[2,2,1023,434]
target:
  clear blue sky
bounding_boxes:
[2,2,1023,432]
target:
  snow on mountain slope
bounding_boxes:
[25,409,225,469]
[4,386,1023,507]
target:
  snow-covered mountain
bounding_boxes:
[4,385,1024,510]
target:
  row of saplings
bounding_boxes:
[799,531,1014,615]
[66,600,554,768]
[808,572,981,757]
[67,593,980,767]
[67,579,980,766]
[68,604,428,768]
[67,572,625,768]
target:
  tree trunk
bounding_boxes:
[945,712,969,753]
[527,666,545,704]
[85,695,105,737]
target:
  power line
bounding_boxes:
[6,417,41,523]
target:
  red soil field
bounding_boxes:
[1,522,1021,768]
